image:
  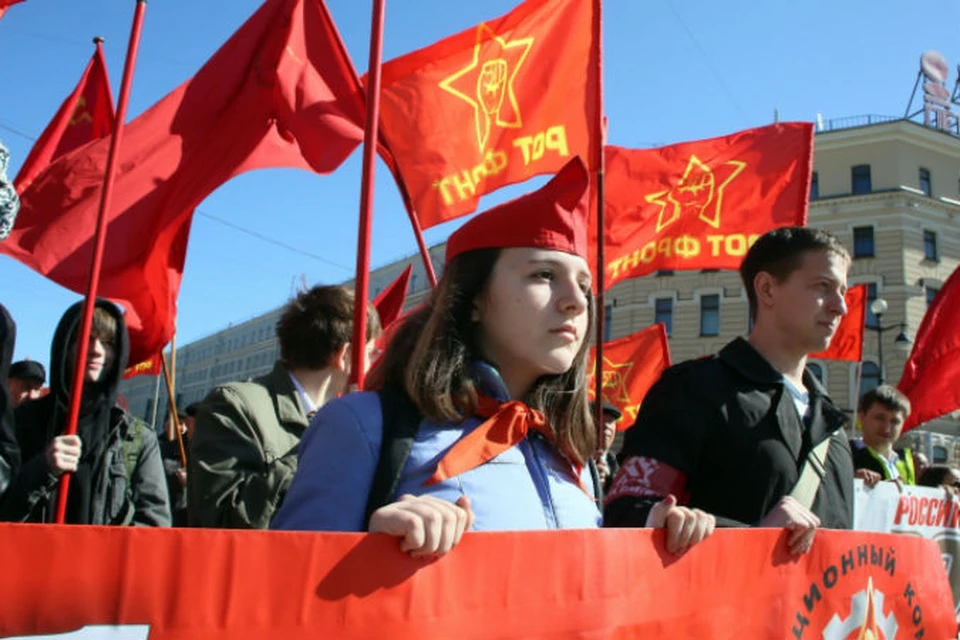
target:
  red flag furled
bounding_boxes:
[587,323,671,428]
[899,266,960,432]
[14,43,115,192]
[599,122,813,290]
[810,283,867,362]
[0,0,365,365]
[373,264,412,331]
[374,0,600,229]
[122,355,161,380]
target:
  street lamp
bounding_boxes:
[867,297,912,386]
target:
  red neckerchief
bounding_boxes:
[426,394,587,493]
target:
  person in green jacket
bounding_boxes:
[188,285,381,529]
[851,385,915,487]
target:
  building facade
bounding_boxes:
[121,117,960,456]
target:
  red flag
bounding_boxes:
[599,123,813,290]
[587,324,671,428]
[0,0,24,19]
[374,0,600,229]
[899,266,960,432]
[14,45,114,192]
[809,284,867,362]
[0,0,365,365]
[373,265,412,331]
[122,355,161,380]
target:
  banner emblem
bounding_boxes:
[439,24,533,152]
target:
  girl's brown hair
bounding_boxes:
[368,248,596,464]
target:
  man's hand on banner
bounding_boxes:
[757,495,820,555]
[854,468,883,487]
[645,494,716,555]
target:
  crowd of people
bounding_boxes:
[1,156,957,559]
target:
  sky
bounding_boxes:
[0,0,957,374]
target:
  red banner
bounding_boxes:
[810,283,867,362]
[588,324,670,428]
[899,265,960,432]
[0,525,952,639]
[598,123,813,289]
[375,0,600,229]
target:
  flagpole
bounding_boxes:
[148,367,162,430]
[350,0,387,391]
[592,0,607,452]
[380,149,438,287]
[54,0,148,524]
[161,352,186,467]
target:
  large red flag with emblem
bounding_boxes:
[899,266,960,432]
[587,324,670,429]
[598,122,813,290]
[15,45,114,192]
[0,0,365,365]
[374,0,600,229]
[810,284,866,362]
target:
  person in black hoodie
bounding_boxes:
[0,304,18,496]
[1,299,170,525]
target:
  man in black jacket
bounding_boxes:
[1,299,170,525]
[605,227,854,556]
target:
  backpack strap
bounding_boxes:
[113,409,145,488]
[363,385,423,529]
[789,434,834,510]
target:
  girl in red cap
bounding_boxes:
[273,158,713,557]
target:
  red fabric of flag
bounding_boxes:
[122,355,161,380]
[588,323,671,429]
[15,46,115,192]
[373,264,412,330]
[598,122,813,290]
[373,0,600,229]
[899,266,960,432]
[0,0,365,365]
[809,284,866,362]
[0,0,25,20]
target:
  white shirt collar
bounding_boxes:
[288,372,318,415]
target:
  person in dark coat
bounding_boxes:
[7,359,45,409]
[1,299,170,525]
[605,227,854,556]
[0,304,17,497]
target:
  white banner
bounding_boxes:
[855,479,960,621]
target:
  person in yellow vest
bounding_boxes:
[850,385,915,486]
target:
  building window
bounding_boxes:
[603,304,613,342]
[865,283,879,329]
[654,298,673,337]
[860,361,880,395]
[851,164,872,195]
[933,445,949,464]
[656,270,674,277]
[700,294,720,337]
[810,171,819,201]
[853,226,875,258]
[919,168,932,196]
[923,229,939,261]
[807,363,823,384]
[926,286,940,307]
